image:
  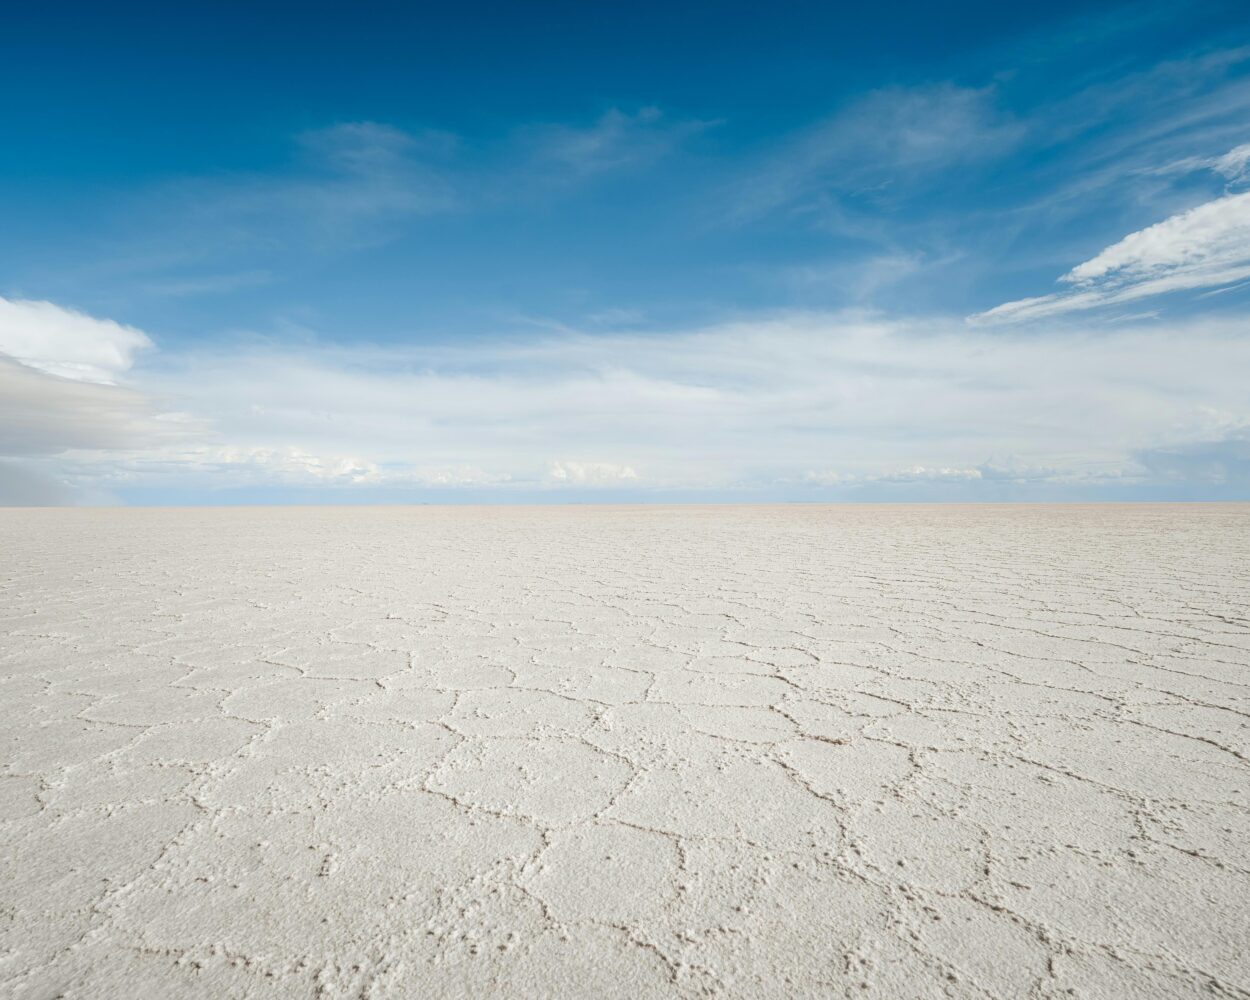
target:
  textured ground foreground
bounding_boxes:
[2,506,1249,999]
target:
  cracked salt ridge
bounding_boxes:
[1,506,1248,998]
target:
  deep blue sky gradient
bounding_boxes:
[4,1,1248,345]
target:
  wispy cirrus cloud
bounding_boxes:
[1153,141,1250,184]
[875,53,1250,310]
[725,83,1023,226]
[177,120,460,251]
[55,121,463,300]
[973,185,1250,323]
[46,110,706,304]
[517,107,712,182]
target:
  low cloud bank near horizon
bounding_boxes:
[3,294,1249,505]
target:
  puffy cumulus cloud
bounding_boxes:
[975,183,1250,323]
[875,466,982,483]
[0,295,152,383]
[804,466,982,485]
[56,446,515,494]
[414,466,512,487]
[211,447,383,484]
[802,469,845,487]
[800,465,985,487]
[547,461,639,484]
[802,459,1116,495]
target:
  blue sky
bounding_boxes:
[2,0,1249,503]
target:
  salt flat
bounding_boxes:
[1,505,1248,999]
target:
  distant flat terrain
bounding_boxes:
[1,505,1248,998]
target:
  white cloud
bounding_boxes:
[0,298,169,470]
[975,187,1250,322]
[413,466,512,487]
[804,459,1084,490]
[1065,190,1250,285]
[876,466,983,483]
[548,461,639,484]
[1155,141,1250,183]
[10,298,1250,500]
[201,450,513,488]
[0,295,152,382]
[803,465,983,486]
[112,311,1249,496]
[1212,143,1250,181]
[212,447,383,484]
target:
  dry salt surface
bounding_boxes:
[1,505,1249,999]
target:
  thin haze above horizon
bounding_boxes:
[2,0,1249,504]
